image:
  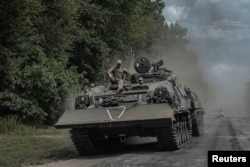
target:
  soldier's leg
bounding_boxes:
[105,78,110,91]
[117,79,123,93]
[105,75,114,91]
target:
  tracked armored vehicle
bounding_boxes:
[55,57,205,155]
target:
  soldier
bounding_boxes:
[107,59,130,93]
[137,77,144,86]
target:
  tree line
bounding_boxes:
[0,0,198,124]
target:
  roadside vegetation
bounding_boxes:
[0,116,76,167]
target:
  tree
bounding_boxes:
[0,0,83,123]
[70,0,169,82]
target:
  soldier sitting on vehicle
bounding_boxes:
[107,59,130,93]
[137,77,144,86]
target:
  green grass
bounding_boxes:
[0,117,77,167]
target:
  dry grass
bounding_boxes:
[0,117,77,167]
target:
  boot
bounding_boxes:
[117,88,123,94]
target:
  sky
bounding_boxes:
[162,0,250,116]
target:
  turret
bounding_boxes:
[132,57,172,83]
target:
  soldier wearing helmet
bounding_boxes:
[107,59,130,93]
[137,76,144,86]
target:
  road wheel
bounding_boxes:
[192,111,204,136]
[176,124,181,146]
[156,123,180,151]
[187,118,192,138]
[185,121,190,141]
[181,122,187,143]
[70,128,96,156]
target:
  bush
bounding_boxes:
[0,56,83,123]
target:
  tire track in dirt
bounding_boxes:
[226,118,243,151]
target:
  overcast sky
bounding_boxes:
[162,0,250,116]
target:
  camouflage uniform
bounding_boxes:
[107,60,130,92]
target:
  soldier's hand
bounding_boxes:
[108,73,112,79]
[109,75,115,82]
[124,79,129,83]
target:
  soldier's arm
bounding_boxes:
[107,67,114,74]
[107,67,115,77]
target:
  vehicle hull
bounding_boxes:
[55,103,175,129]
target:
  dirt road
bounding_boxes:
[32,114,250,167]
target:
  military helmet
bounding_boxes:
[138,77,143,81]
[117,60,122,64]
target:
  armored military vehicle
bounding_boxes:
[55,57,205,155]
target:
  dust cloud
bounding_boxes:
[135,44,213,111]
[132,37,250,118]
[162,0,250,117]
